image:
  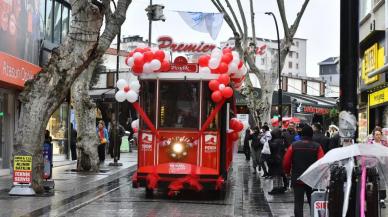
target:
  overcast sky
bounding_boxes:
[120,0,340,77]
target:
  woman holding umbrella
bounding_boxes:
[370,127,386,208]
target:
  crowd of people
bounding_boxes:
[243,122,386,217]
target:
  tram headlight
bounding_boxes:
[172,143,184,154]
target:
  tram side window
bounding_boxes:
[202,82,219,130]
[140,81,156,129]
[159,81,200,129]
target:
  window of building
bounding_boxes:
[296,52,299,59]
[62,6,69,41]
[289,61,292,69]
[360,0,372,19]
[53,2,62,43]
[43,0,71,43]
[330,76,332,82]
[45,0,53,41]
[296,63,299,69]
[295,41,299,47]
[289,51,293,58]
[159,81,200,129]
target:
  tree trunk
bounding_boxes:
[14,1,103,193]
[71,61,99,172]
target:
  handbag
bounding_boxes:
[261,140,271,154]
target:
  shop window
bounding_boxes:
[202,81,219,130]
[47,103,69,155]
[159,81,200,129]
[140,81,156,129]
[53,1,62,43]
[45,0,53,41]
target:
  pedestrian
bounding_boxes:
[70,123,77,161]
[249,126,261,174]
[370,127,386,208]
[126,118,134,152]
[283,124,325,217]
[282,122,297,148]
[243,127,252,161]
[328,125,340,150]
[109,118,126,161]
[45,129,52,144]
[268,128,286,194]
[96,120,109,164]
[293,123,304,142]
[259,125,271,178]
[312,123,330,153]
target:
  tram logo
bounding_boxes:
[204,135,217,146]
[142,133,153,144]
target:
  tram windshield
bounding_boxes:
[159,81,200,129]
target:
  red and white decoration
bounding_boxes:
[125,47,170,74]
[208,74,234,103]
[115,79,140,103]
[229,118,244,141]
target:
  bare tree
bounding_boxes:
[211,0,310,125]
[14,0,132,193]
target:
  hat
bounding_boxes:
[301,125,313,138]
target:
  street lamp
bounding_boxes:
[265,12,282,127]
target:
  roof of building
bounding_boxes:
[318,57,339,65]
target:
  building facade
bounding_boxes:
[358,0,388,142]
[0,0,71,169]
[318,57,340,98]
[221,37,307,76]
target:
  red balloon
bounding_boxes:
[211,90,223,103]
[132,64,143,73]
[128,51,134,57]
[198,55,211,67]
[143,47,151,52]
[134,56,144,66]
[154,50,165,62]
[143,51,154,62]
[160,60,170,72]
[229,118,238,129]
[230,131,239,141]
[134,47,144,53]
[217,62,229,74]
[124,86,130,92]
[209,80,220,91]
[218,74,230,85]
[223,48,232,54]
[133,127,138,133]
[222,87,233,98]
[238,60,243,69]
[211,68,219,74]
[221,53,233,64]
[235,121,244,132]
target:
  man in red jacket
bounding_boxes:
[283,124,325,217]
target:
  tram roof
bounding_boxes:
[138,72,219,81]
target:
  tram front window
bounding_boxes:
[159,81,200,129]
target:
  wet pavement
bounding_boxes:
[1,152,386,216]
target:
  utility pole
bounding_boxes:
[148,0,152,47]
[339,0,359,146]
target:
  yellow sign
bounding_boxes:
[13,155,32,171]
[369,87,388,107]
[362,43,383,84]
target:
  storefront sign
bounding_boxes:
[0,52,41,88]
[303,106,329,115]
[362,43,384,85]
[369,87,388,107]
[169,56,198,72]
[13,155,32,184]
[158,36,216,53]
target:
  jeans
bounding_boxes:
[293,184,313,217]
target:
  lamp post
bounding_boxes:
[265,12,282,127]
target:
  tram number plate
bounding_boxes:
[168,163,187,174]
[204,145,216,153]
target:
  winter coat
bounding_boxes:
[269,129,285,176]
[312,132,330,153]
[250,131,262,151]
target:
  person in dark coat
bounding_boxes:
[268,128,286,194]
[282,122,297,148]
[243,127,252,161]
[70,123,77,161]
[283,125,325,217]
[312,123,330,153]
[250,126,262,174]
[109,119,126,160]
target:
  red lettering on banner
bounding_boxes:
[303,106,329,115]
[158,36,216,53]
[13,171,32,183]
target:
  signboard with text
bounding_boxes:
[169,56,198,72]
[13,154,32,184]
[369,87,388,107]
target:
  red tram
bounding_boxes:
[119,48,246,196]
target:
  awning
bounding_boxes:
[89,88,115,100]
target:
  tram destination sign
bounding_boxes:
[169,56,198,73]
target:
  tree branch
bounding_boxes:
[250,0,256,46]
[276,0,290,37]
[236,0,248,41]
[225,0,244,38]
[102,0,112,22]
[289,0,310,38]
[212,0,240,37]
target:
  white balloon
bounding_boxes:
[115,90,126,102]
[228,63,238,74]
[126,90,139,103]
[130,80,141,93]
[211,48,222,59]
[219,84,226,90]
[133,52,143,59]
[232,51,239,60]
[143,63,153,73]
[116,79,128,89]
[128,57,135,67]
[199,67,211,74]
[131,119,139,129]
[208,58,220,69]
[150,59,161,71]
